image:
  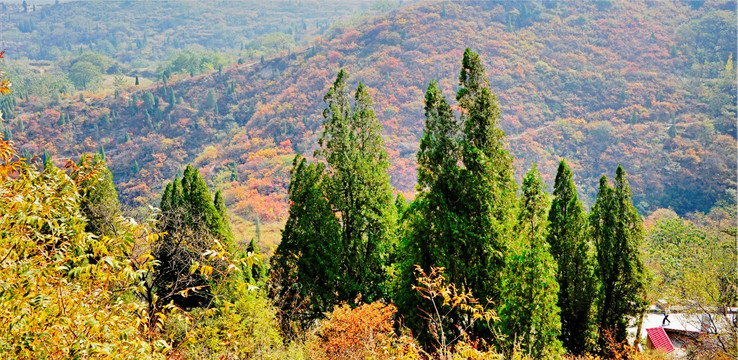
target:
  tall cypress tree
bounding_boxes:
[395,79,462,337]
[500,165,563,359]
[154,164,232,308]
[547,160,597,355]
[590,165,648,352]
[396,49,517,343]
[271,155,341,332]
[455,48,517,308]
[317,70,397,303]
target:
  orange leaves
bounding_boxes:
[0,50,10,96]
[0,137,22,178]
[309,302,398,360]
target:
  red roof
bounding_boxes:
[646,327,675,353]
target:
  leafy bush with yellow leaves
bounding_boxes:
[0,137,168,359]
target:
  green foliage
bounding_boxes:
[317,69,397,303]
[245,238,266,283]
[270,155,341,333]
[169,287,297,360]
[154,164,233,308]
[395,78,462,340]
[204,89,217,110]
[500,165,563,359]
[78,154,121,237]
[68,60,102,90]
[546,160,597,355]
[156,50,231,79]
[396,49,517,344]
[0,139,168,358]
[454,48,518,309]
[590,166,649,352]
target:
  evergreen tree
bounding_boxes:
[396,49,517,344]
[135,75,139,86]
[205,89,217,110]
[271,155,341,331]
[590,166,648,352]
[154,165,232,308]
[42,148,51,168]
[668,118,677,138]
[143,91,155,112]
[395,79,462,337]
[213,190,234,244]
[546,160,597,355]
[500,165,563,359]
[78,154,121,237]
[454,48,517,308]
[317,70,397,303]
[245,238,266,283]
[254,215,262,243]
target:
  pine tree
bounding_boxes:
[317,70,397,303]
[271,155,341,330]
[42,148,51,168]
[135,75,139,86]
[590,166,648,352]
[78,154,121,237]
[154,165,232,308]
[396,50,517,344]
[547,160,597,355]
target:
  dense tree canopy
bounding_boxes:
[590,166,649,352]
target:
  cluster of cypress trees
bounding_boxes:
[270,48,648,357]
[270,70,397,333]
[154,165,235,308]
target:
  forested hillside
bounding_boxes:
[1,0,735,223]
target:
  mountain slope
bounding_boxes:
[5,0,736,220]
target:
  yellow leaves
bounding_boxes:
[0,50,10,97]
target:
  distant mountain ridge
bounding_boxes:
[5,0,736,220]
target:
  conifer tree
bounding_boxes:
[454,48,517,307]
[317,70,397,303]
[500,165,563,359]
[396,50,517,344]
[205,89,217,110]
[78,154,121,238]
[271,155,341,330]
[668,118,677,138]
[244,238,266,283]
[213,189,234,244]
[154,164,232,308]
[547,160,597,355]
[395,79,462,336]
[590,166,648,352]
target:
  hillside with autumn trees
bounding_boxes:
[2,0,735,223]
[1,2,737,359]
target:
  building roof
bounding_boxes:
[646,327,675,353]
